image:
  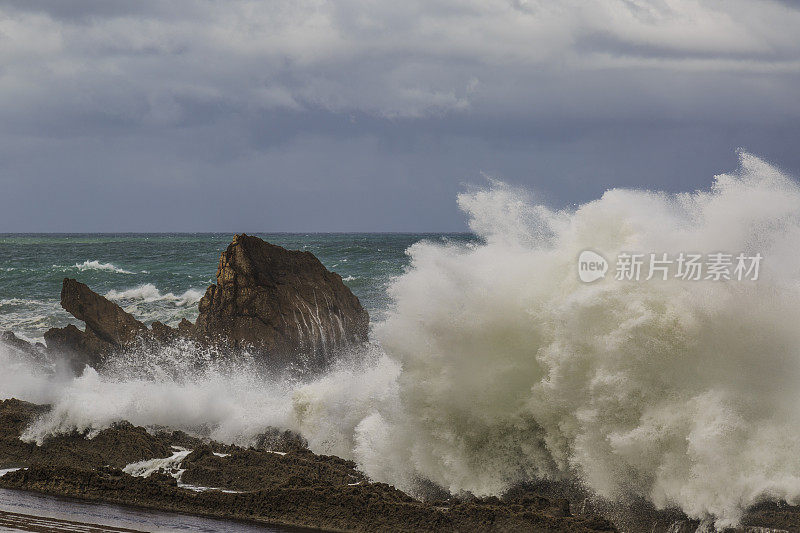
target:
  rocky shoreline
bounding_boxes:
[3,399,798,532]
[0,399,617,532]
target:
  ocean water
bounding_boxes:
[0,233,473,343]
[3,153,800,530]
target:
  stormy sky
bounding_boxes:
[1,0,799,232]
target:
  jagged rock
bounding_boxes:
[43,324,110,372]
[44,279,149,372]
[150,321,177,344]
[0,331,46,365]
[60,278,147,347]
[1,331,33,352]
[193,234,369,367]
[41,236,368,372]
[177,318,194,335]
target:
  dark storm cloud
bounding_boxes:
[0,0,799,231]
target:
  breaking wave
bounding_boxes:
[3,152,800,529]
[105,284,204,307]
[72,260,134,275]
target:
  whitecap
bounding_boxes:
[72,260,134,275]
[105,284,204,307]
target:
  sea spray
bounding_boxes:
[348,152,800,528]
[2,152,800,528]
[19,340,297,447]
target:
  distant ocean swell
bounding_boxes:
[2,152,800,529]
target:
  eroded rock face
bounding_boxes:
[43,324,108,372]
[43,279,149,372]
[194,234,369,366]
[60,278,147,347]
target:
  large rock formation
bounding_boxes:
[44,278,149,371]
[194,234,369,366]
[60,277,148,346]
[35,235,369,372]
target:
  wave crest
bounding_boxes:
[105,284,204,306]
[72,260,134,275]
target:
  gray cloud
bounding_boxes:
[0,0,798,231]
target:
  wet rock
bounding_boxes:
[150,320,178,344]
[42,236,369,373]
[1,331,34,353]
[177,318,194,335]
[0,400,171,469]
[60,278,148,347]
[252,427,308,453]
[0,399,616,533]
[43,278,149,372]
[43,323,109,372]
[193,234,369,367]
[0,331,46,365]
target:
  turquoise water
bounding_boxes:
[0,233,474,342]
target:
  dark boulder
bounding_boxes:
[43,324,109,372]
[193,234,369,367]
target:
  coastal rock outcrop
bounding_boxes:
[37,235,369,372]
[193,233,369,367]
[43,279,149,372]
[59,278,148,346]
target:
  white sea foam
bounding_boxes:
[73,260,134,275]
[19,340,295,447]
[121,446,243,492]
[4,152,800,528]
[105,284,204,306]
[123,447,192,478]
